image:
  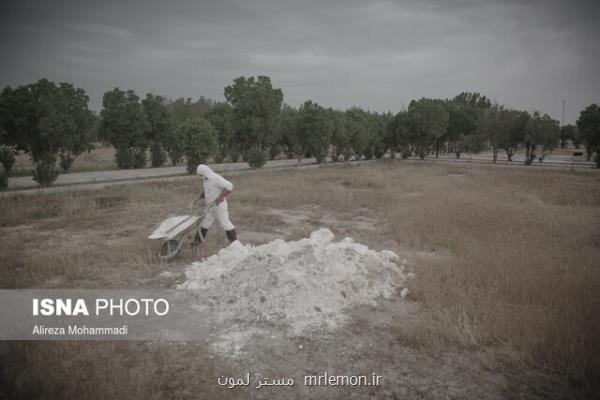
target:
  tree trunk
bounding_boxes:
[524,144,535,165]
[0,145,16,175]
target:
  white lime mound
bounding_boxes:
[178,228,408,337]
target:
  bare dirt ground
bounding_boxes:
[1,161,598,399]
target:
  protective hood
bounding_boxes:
[196,164,215,178]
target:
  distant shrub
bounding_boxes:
[32,156,59,186]
[246,145,266,168]
[150,143,167,167]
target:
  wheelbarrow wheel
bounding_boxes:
[159,239,183,262]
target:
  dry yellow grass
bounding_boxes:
[0,341,243,400]
[1,160,599,398]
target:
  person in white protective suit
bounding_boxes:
[191,164,238,245]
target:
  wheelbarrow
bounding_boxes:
[148,201,215,262]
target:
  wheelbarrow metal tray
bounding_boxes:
[148,215,200,240]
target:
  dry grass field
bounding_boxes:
[1,161,599,399]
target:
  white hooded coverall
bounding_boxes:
[196,165,235,231]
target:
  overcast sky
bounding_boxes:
[1,0,598,124]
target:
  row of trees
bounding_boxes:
[1,76,599,188]
[97,76,284,173]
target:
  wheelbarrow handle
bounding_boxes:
[189,194,202,209]
[197,200,216,215]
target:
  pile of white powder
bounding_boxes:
[177,228,409,346]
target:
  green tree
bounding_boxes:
[0,88,18,189]
[142,93,174,167]
[224,76,283,168]
[164,133,184,166]
[277,104,300,159]
[498,109,529,162]
[345,107,370,160]
[0,141,14,190]
[447,93,490,158]
[449,93,491,158]
[407,99,449,159]
[0,171,5,193]
[206,102,235,163]
[538,115,560,162]
[100,88,150,169]
[162,100,187,165]
[577,104,600,166]
[523,111,558,165]
[176,118,217,174]
[54,84,95,171]
[559,124,577,148]
[168,97,213,126]
[447,103,476,158]
[477,105,503,162]
[452,92,491,109]
[387,110,413,159]
[364,112,389,159]
[330,110,352,162]
[296,100,332,163]
[0,79,94,186]
[571,127,583,149]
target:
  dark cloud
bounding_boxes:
[1,0,598,123]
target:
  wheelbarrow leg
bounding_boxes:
[159,239,183,262]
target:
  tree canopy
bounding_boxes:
[577,103,600,166]
[100,88,150,169]
[142,93,174,167]
[224,76,283,167]
[407,98,449,159]
[176,118,218,174]
[0,79,94,186]
[296,100,333,163]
